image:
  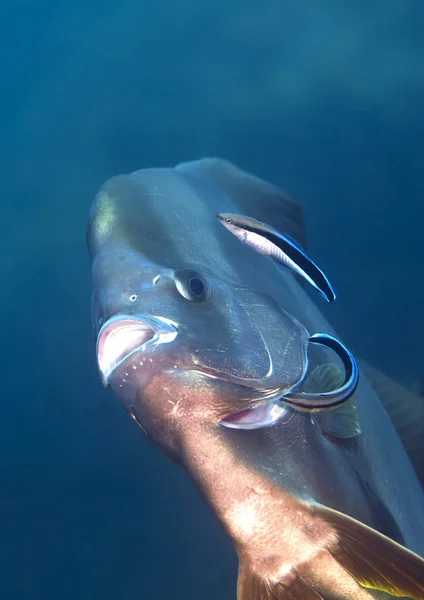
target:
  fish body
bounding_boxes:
[88,158,424,599]
[217,212,336,302]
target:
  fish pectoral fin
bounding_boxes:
[237,562,325,600]
[311,503,424,599]
[302,363,345,393]
[311,399,361,439]
[305,363,362,438]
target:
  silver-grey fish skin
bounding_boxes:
[88,158,424,599]
[88,165,310,453]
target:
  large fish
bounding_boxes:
[87,158,424,599]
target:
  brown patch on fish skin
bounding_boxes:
[137,371,424,600]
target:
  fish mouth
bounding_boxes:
[96,314,177,386]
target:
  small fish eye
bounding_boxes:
[174,269,210,302]
[129,294,138,302]
[225,217,232,224]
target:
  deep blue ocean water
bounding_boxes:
[1,1,423,598]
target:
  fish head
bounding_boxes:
[88,165,309,460]
[216,212,247,241]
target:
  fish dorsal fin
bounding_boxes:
[175,158,307,249]
[360,360,424,486]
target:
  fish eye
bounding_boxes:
[225,217,232,224]
[188,276,206,297]
[129,294,138,302]
[174,269,210,302]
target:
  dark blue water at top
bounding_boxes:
[1,1,423,598]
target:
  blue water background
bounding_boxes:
[1,1,423,598]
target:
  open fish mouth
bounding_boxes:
[96,314,177,386]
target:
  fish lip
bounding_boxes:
[96,314,177,386]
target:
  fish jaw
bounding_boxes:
[96,314,177,386]
[96,313,295,460]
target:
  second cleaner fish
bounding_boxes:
[217,212,336,303]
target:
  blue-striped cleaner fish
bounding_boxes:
[216,212,336,303]
[87,157,424,599]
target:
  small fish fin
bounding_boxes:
[359,360,424,485]
[237,562,324,600]
[310,502,424,599]
[303,364,361,438]
[175,158,307,249]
